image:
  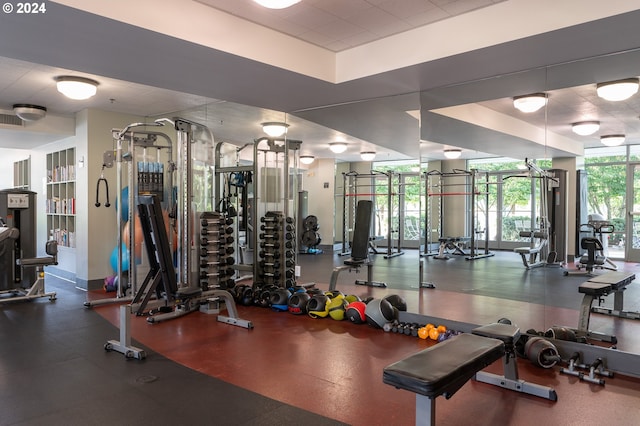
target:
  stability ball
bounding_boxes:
[110,243,131,272]
[123,217,144,261]
[115,186,130,222]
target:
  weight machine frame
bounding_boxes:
[340,170,405,259]
[423,168,493,260]
[85,123,175,308]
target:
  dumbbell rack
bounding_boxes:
[257,211,296,288]
[199,212,236,290]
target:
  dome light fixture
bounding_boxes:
[360,152,376,161]
[252,0,301,9]
[55,76,99,100]
[443,149,462,159]
[596,78,639,101]
[13,104,47,121]
[572,121,600,136]
[513,93,547,113]
[261,122,289,137]
[600,134,625,147]
[329,142,348,154]
[300,155,315,165]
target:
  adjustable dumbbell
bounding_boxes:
[201,218,234,226]
[200,257,235,266]
[201,227,233,236]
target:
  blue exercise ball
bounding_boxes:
[110,243,130,272]
[115,186,130,221]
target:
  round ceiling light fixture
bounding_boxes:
[443,149,462,159]
[253,0,300,9]
[360,152,376,161]
[571,121,600,136]
[261,122,289,137]
[596,78,639,101]
[300,155,315,165]
[13,104,47,121]
[56,76,99,100]
[600,134,626,147]
[329,142,348,154]
[513,93,548,113]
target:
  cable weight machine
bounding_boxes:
[340,170,405,259]
[423,168,493,261]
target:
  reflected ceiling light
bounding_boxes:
[261,122,289,137]
[513,93,547,113]
[329,142,347,154]
[443,149,462,159]
[252,0,300,9]
[600,134,625,147]
[360,152,376,161]
[596,78,639,101]
[300,155,315,165]
[572,121,600,136]
[55,76,98,100]
[13,104,47,121]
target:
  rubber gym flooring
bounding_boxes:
[1,250,640,425]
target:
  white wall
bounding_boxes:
[301,158,337,246]
[0,149,31,189]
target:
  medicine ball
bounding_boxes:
[345,301,367,324]
[383,294,407,312]
[307,294,330,318]
[324,290,344,299]
[270,288,292,312]
[327,296,348,321]
[365,298,397,329]
[344,294,361,304]
[288,292,311,315]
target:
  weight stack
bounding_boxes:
[258,212,296,288]
[199,212,235,290]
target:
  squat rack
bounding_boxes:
[423,168,493,260]
[340,170,404,259]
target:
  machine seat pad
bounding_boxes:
[383,333,504,398]
[344,258,368,267]
[579,254,605,265]
[579,281,612,296]
[175,287,203,298]
[472,323,520,344]
[514,246,540,254]
[16,256,57,267]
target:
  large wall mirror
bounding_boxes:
[418,47,640,347]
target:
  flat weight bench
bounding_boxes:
[383,323,557,426]
[433,237,469,260]
[574,271,637,343]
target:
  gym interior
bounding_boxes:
[2,2,640,425]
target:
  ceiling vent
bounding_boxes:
[0,111,24,127]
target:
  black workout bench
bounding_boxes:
[575,271,637,343]
[383,323,557,426]
[433,237,469,259]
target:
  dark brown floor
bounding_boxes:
[86,250,640,426]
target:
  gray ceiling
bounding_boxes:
[1,1,640,162]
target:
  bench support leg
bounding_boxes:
[474,353,558,401]
[355,263,387,288]
[415,394,436,426]
[575,294,617,343]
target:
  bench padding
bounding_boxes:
[383,333,504,398]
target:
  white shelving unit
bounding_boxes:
[46,148,76,248]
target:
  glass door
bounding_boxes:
[627,163,640,262]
